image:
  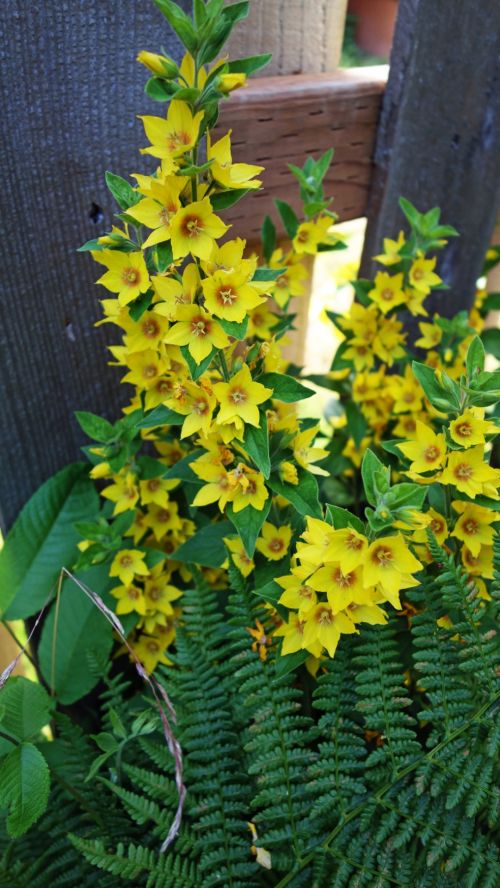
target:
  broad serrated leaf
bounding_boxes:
[1,743,50,837]
[0,678,52,743]
[0,464,99,619]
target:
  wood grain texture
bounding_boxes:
[226,0,349,74]
[215,68,387,240]
[0,0,189,531]
[361,0,500,317]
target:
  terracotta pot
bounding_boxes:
[348,0,399,58]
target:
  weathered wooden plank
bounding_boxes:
[361,0,500,316]
[226,0,349,74]
[215,68,387,240]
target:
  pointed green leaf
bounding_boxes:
[1,743,50,837]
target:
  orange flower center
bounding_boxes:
[230,388,247,404]
[128,588,140,599]
[147,479,161,491]
[147,640,160,653]
[454,463,473,480]
[372,546,393,568]
[269,538,285,553]
[276,274,289,289]
[217,286,237,306]
[463,519,479,536]
[333,567,356,588]
[346,533,364,551]
[430,518,444,535]
[120,555,133,567]
[424,444,440,462]
[143,364,158,379]
[123,267,140,285]
[194,399,209,416]
[182,215,204,238]
[381,288,394,301]
[191,317,210,337]
[142,319,160,338]
[167,130,191,151]
[156,509,171,523]
[455,421,472,438]
[299,585,314,600]
[149,586,162,601]
[317,606,334,626]
[412,267,423,281]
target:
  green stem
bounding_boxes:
[218,350,230,382]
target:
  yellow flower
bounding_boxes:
[122,350,169,390]
[136,50,178,77]
[126,176,187,248]
[292,426,329,476]
[409,256,441,294]
[120,310,169,353]
[110,584,148,616]
[441,446,500,499]
[397,421,447,474]
[372,315,407,366]
[274,612,322,657]
[143,576,182,616]
[140,101,203,160]
[101,472,139,515]
[92,250,150,306]
[449,408,497,449]
[230,464,269,512]
[279,461,299,485]
[323,528,368,573]
[246,620,272,661]
[219,72,247,94]
[225,537,255,577]
[214,364,273,428]
[373,231,405,266]
[169,198,228,261]
[139,476,178,508]
[388,365,424,415]
[145,501,182,541]
[153,263,200,319]
[414,321,443,349]
[412,508,448,547]
[207,131,263,190]
[110,549,149,586]
[347,602,388,626]
[309,563,373,613]
[363,535,423,607]
[368,271,406,314]
[202,268,266,322]
[191,461,237,511]
[302,605,356,658]
[132,631,173,673]
[461,545,494,579]
[405,288,429,318]
[164,304,230,362]
[451,501,497,556]
[256,522,292,561]
[292,217,333,255]
[277,575,317,615]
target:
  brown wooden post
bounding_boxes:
[361,0,500,317]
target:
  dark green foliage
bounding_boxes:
[2,556,499,886]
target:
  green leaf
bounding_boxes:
[314,148,334,183]
[243,412,270,478]
[164,449,203,481]
[274,198,299,238]
[253,267,284,282]
[38,565,114,704]
[145,77,179,101]
[361,450,390,507]
[345,401,368,447]
[412,361,460,412]
[268,469,322,518]
[75,411,115,443]
[261,215,277,263]
[0,678,52,743]
[274,647,308,679]
[0,743,50,837]
[210,189,250,211]
[218,316,249,339]
[136,405,184,429]
[153,0,198,54]
[481,292,500,313]
[155,241,174,273]
[227,53,272,75]
[226,499,271,558]
[466,335,486,378]
[128,289,154,321]
[258,372,314,403]
[181,344,216,380]
[325,504,364,534]
[104,171,139,211]
[399,196,421,229]
[0,464,99,619]
[482,328,500,360]
[171,520,233,568]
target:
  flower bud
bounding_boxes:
[137,51,178,78]
[219,72,247,94]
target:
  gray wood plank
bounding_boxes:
[361,0,500,318]
[0,0,189,530]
